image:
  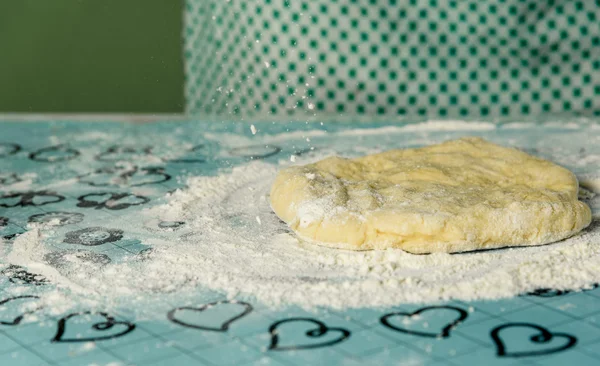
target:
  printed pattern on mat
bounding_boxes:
[1,119,600,366]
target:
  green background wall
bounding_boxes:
[0,0,184,113]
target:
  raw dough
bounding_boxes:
[270,137,591,253]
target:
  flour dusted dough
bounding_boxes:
[270,137,591,253]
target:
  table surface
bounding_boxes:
[1,118,600,366]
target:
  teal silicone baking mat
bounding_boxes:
[1,118,600,366]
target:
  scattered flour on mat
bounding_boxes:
[3,121,600,317]
[132,162,600,309]
[6,161,600,314]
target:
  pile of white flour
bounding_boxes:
[134,162,600,308]
[4,122,600,316]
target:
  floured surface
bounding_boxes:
[116,162,600,308]
[3,119,600,365]
[1,120,600,315]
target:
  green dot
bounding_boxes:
[552,90,561,99]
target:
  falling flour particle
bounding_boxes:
[250,124,257,135]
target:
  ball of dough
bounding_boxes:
[270,137,591,253]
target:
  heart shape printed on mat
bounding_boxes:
[167,300,253,332]
[268,317,351,351]
[52,311,135,343]
[0,296,44,326]
[491,323,577,358]
[380,305,469,338]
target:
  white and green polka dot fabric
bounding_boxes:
[184,1,600,119]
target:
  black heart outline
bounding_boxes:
[1,265,50,286]
[268,317,351,351]
[167,300,253,332]
[29,144,80,162]
[63,227,124,246]
[491,322,577,358]
[0,191,65,208]
[95,145,154,162]
[52,311,136,343]
[76,192,150,210]
[28,211,84,226]
[78,166,171,187]
[44,250,112,269]
[380,305,468,338]
[0,296,44,325]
